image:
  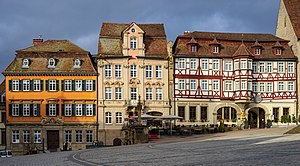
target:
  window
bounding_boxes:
[178,58,186,69]
[23,130,30,143]
[278,82,284,91]
[75,104,82,116]
[33,80,41,91]
[201,80,208,90]
[131,28,135,33]
[48,58,56,68]
[64,104,72,116]
[225,80,232,91]
[224,60,232,71]
[259,83,265,92]
[116,112,122,124]
[130,37,137,49]
[34,130,41,143]
[64,80,72,91]
[273,108,279,123]
[241,59,247,69]
[241,80,247,90]
[49,104,56,116]
[23,104,30,116]
[190,80,197,90]
[288,62,294,73]
[146,65,152,78]
[235,80,240,91]
[234,60,239,70]
[288,82,294,91]
[190,59,197,70]
[212,59,219,70]
[130,88,137,100]
[213,80,219,91]
[178,106,185,119]
[178,80,185,90]
[75,80,82,91]
[155,66,162,78]
[86,80,94,91]
[65,130,72,143]
[12,130,19,143]
[248,59,252,70]
[201,107,208,121]
[74,59,81,68]
[115,65,122,78]
[76,130,82,143]
[104,65,112,78]
[86,130,93,143]
[115,87,122,100]
[259,62,265,73]
[267,62,272,73]
[105,87,112,100]
[33,104,39,116]
[105,112,112,124]
[156,88,162,100]
[49,80,57,91]
[22,80,30,91]
[248,80,252,91]
[213,46,219,53]
[130,65,137,78]
[252,82,257,92]
[146,88,153,100]
[191,45,197,52]
[86,104,93,116]
[22,59,29,68]
[189,106,196,121]
[275,48,282,55]
[201,59,208,70]
[283,108,289,116]
[278,62,285,73]
[12,104,19,116]
[267,83,273,92]
[252,62,257,73]
[12,80,19,91]
[254,48,261,55]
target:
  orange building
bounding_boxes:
[3,39,97,154]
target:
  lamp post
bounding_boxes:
[137,95,142,126]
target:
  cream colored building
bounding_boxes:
[276,0,300,122]
[97,22,172,145]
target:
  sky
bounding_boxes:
[0,0,280,82]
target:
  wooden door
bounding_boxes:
[47,130,59,152]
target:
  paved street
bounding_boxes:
[1,126,300,166]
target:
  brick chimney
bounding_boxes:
[33,35,43,46]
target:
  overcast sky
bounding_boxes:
[0,0,280,82]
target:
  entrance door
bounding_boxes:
[47,130,59,152]
[259,108,265,128]
[1,131,6,145]
[248,111,257,128]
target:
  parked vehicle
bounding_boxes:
[0,150,12,158]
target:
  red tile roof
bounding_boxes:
[174,31,295,59]
[98,22,168,58]
[283,0,300,39]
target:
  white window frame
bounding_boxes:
[65,130,72,143]
[267,62,273,73]
[48,58,56,68]
[248,59,252,70]
[201,80,208,91]
[23,130,30,143]
[115,87,122,100]
[105,112,112,124]
[241,59,247,69]
[288,62,294,73]
[75,80,82,91]
[156,88,162,100]
[33,80,41,91]
[267,82,273,92]
[115,65,122,78]
[23,80,30,91]
[155,66,162,78]
[64,80,72,91]
[254,48,261,55]
[130,37,137,49]
[178,58,186,69]
[75,130,83,143]
[34,130,41,143]
[278,82,284,91]
[64,104,72,116]
[75,104,82,116]
[201,59,208,70]
[104,64,112,78]
[130,88,137,100]
[130,65,137,78]
[74,59,81,68]
[234,60,239,70]
[12,130,20,143]
[252,62,257,73]
[275,48,282,55]
[278,62,285,73]
[259,82,265,92]
[146,88,153,100]
[33,104,38,116]
[288,82,294,91]
[190,59,197,70]
[178,80,185,90]
[86,104,93,116]
[241,80,247,90]
[86,130,93,143]
[190,80,197,90]
[248,80,252,91]
[49,104,56,116]
[235,80,240,91]
[225,80,233,91]
[259,62,265,73]
[212,59,219,70]
[12,80,19,91]
[145,65,152,78]
[213,80,219,91]
[224,60,232,71]
[49,80,57,91]
[116,112,122,124]
[86,80,93,91]
[252,82,257,92]
[22,59,29,68]
[213,46,219,53]
[23,104,30,116]
[12,104,19,116]
[191,45,197,52]
[105,87,112,100]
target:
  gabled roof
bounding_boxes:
[0,80,5,94]
[233,43,253,57]
[98,22,168,58]
[283,0,300,39]
[17,40,89,53]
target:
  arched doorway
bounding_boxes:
[248,107,265,128]
[217,107,237,122]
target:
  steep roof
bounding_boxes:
[173,31,295,59]
[98,22,168,58]
[283,0,300,39]
[3,40,96,76]
[0,80,5,94]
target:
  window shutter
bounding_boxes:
[93,104,96,116]
[72,80,75,91]
[19,104,23,116]
[56,80,59,91]
[82,80,86,91]
[30,104,33,116]
[83,104,86,116]
[9,104,12,116]
[46,104,49,116]
[19,80,23,91]
[62,80,65,91]
[62,104,65,116]
[46,80,49,91]
[37,104,41,116]
[56,104,59,116]
[72,104,76,116]
[93,80,96,91]
[30,80,33,91]
[9,80,12,91]
[40,80,44,91]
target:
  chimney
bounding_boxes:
[33,35,43,46]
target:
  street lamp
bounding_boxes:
[137,95,142,126]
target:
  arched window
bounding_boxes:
[48,58,56,68]
[74,59,81,68]
[217,107,237,122]
[116,112,122,124]
[105,112,112,124]
[130,37,137,49]
[22,59,29,68]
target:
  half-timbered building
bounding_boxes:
[173,31,297,128]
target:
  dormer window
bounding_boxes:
[213,46,219,53]
[22,59,30,68]
[191,45,197,52]
[254,48,261,55]
[74,59,81,68]
[130,37,137,49]
[275,48,282,55]
[48,58,56,68]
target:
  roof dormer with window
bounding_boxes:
[187,37,199,53]
[209,38,221,54]
[22,59,30,68]
[74,58,81,68]
[122,22,145,57]
[251,40,262,55]
[48,58,56,68]
[272,41,284,55]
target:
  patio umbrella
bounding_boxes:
[133,114,156,119]
[160,115,183,135]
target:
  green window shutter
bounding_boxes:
[30,80,33,91]
[72,104,76,116]
[62,80,65,91]
[83,104,86,116]
[82,80,86,91]
[40,80,44,91]
[46,104,49,116]
[93,80,96,91]
[46,80,49,91]
[19,80,23,91]
[93,104,96,116]
[72,80,75,91]
[9,80,12,91]
[9,104,12,116]
[62,104,65,116]
[19,104,23,116]
[56,104,59,116]
[30,104,33,116]
[56,80,59,91]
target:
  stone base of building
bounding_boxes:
[98,129,123,145]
